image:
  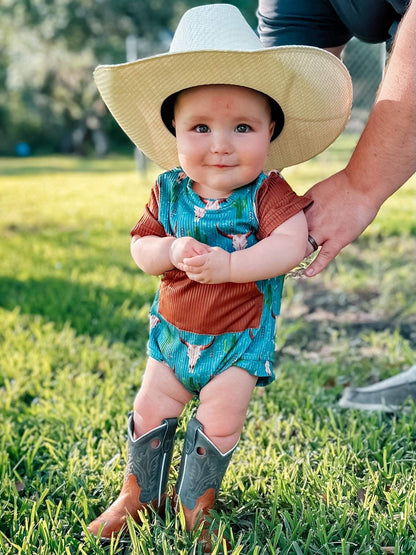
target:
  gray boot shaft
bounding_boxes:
[176,418,237,510]
[126,412,177,504]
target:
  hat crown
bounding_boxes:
[169,4,263,54]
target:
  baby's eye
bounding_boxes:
[235,124,251,133]
[194,124,210,133]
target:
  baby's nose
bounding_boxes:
[210,132,233,154]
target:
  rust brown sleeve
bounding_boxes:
[256,172,312,239]
[130,181,166,238]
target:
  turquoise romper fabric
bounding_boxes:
[132,168,306,395]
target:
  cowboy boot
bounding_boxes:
[88,412,177,540]
[174,418,236,551]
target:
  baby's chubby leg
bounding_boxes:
[197,366,257,452]
[87,358,192,540]
[134,361,255,449]
[133,357,194,437]
[173,366,256,550]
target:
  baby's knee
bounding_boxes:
[133,389,153,415]
[133,381,191,435]
[196,407,244,452]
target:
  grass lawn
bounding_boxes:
[0,135,415,554]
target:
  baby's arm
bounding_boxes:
[131,235,211,276]
[178,211,308,284]
[131,235,176,276]
[230,211,308,281]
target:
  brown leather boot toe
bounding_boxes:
[87,413,177,540]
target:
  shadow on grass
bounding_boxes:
[0,155,154,177]
[0,165,136,177]
[0,276,152,345]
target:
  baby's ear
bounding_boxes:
[269,121,275,141]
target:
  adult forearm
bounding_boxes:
[345,0,415,207]
[131,235,176,275]
[346,102,414,208]
[303,0,415,277]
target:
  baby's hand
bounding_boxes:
[178,246,231,284]
[169,237,210,268]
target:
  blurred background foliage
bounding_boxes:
[1,0,385,157]
[0,0,258,156]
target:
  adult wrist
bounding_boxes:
[342,164,387,213]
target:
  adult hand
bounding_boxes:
[303,169,380,277]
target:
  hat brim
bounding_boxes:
[94,46,352,171]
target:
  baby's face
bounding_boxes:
[173,85,275,199]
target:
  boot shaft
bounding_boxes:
[126,412,177,504]
[176,418,236,511]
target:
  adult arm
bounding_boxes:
[304,0,415,276]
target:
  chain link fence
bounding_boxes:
[342,39,387,133]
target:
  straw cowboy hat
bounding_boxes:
[94,3,352,171]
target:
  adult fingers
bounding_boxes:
[304,239,342,277]
[306,234,319,256]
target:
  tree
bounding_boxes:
[0,0,257,155]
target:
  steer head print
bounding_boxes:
[216,224,252,250]
[194,198,223,222]
[179,335,215,373]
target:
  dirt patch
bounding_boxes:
[281,278,416,360]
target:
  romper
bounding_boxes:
[131,168,310,395]
[257,0,408,51]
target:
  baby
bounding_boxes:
[89,3,352,550]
